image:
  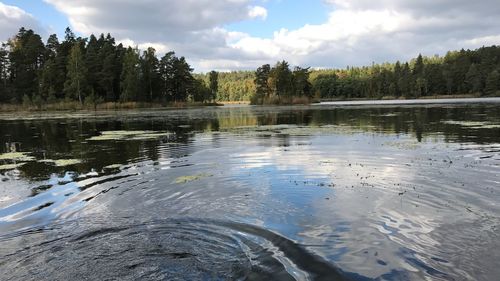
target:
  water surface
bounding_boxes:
[1,101,499,280]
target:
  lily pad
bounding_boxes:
[88,130,171,141]
[0,163,26,171]
[40,159,82,167]
[104,164,122,169]
[0,152,35,161]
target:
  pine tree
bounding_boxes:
[399,63,411,98]
[98,34,116,101]
[120,47,140,102]
[85,34,101,97]
[8,28,45,101]
[140,47,159,102]
[465,63,482,94]
[292,67,312,97]
[159,52,176,101]
[484,70,499,96]
[413,54,424,77]
[54,27,77,98]
[39,34,59,100]
[209,70,218,101]
[269,61,293,97]
[253,64,270,104]
[172,56,193,101]
[393,61,402,97]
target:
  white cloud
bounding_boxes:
[43,0,500,71]
[230,0,500,69]
[248,6,267,20]
[45,0,263,40]
[0,2,44,42]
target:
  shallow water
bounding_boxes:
[1,102,500,280]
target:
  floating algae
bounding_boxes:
[383,141,421,150]
[174,173,213,184]
[222,124,364,137]
[442,120,500,129]
[88,130,172,141]
[470,124,500,129]
[0,163,26,171]
[0,152,35,162]
[104,164,122,169]
[40,159,82,167]
[130,132,173,140]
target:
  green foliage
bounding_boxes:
[22,94,31,107]
[269,60,293,97]
[485,70,500,96]
[311,47,500,100]
[217,71,255,101]
[252,64,270,104]
[64,44,87,104]
[0,45,9,103]
[465,64,482,94]
[8,28,45,102]
[32,95,43,109]
[140,47,160,101]
[192,78,212,102]
[250,61,313,104]
[159,51,176,101]
[1,26,500,106]
[208,70,218,101]
[292,67,313,97]
[120,47,140,102]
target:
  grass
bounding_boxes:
[320,93,500,102]
[252,95,318,105]
[219,101,251,105]
[0,101,223,112]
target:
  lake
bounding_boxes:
[1,99,500,280]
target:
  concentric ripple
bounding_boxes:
[0,218,360,281]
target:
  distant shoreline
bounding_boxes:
[1,95,499,113]
[0,101,223,113]
[317,96,500,106]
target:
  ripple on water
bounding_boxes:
[0,218,362,281]
[1,104,500,280]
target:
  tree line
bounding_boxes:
[0,27,218,106]
[251,61,313,104]
[219,46,500,102]
[310,46,500,99]
[2,26,499,106]
[195,71,255,102]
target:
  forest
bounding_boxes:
[1,27,500,108]
[308,46,500,100]
[206,46,500,102]
[0,27,217,108]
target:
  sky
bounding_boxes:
[1,0,500,72]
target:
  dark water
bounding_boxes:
[1,101,500,280]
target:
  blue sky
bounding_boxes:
[1,0,330,40]
[1,0,500,72]
[1,0,69,37]
[226,0,330,38]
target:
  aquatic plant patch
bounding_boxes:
[174,173,213,184]
[88,130,172,141]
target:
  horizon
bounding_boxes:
[1,0,500,72]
